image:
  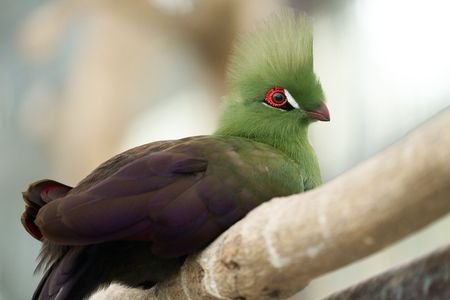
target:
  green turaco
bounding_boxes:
[21,10,329,300]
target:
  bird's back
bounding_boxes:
[25,135,305,299]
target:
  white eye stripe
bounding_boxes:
[284,89,300,109]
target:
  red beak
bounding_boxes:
[306,103,330,122]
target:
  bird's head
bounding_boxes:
[216,10,329,140]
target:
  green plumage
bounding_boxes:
[216,10,326,190]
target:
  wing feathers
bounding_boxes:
[22,180,72,241]
[34,137,302,258]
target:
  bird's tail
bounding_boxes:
[21,179,72,241]
[21,180,83,300]
[33,245,92,300]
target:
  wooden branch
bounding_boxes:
[91,108,450,300]
[323,243,450,300]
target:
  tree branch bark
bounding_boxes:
[323,243,450,300]
[91,107,450,300]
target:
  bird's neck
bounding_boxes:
[214,121,322,189]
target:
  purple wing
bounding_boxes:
[35,150,254,257]
[22,180,72,241]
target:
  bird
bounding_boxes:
[21,10,330,300]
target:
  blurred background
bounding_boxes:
[1,0,449,299]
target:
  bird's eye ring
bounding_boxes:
[265,87,288,107]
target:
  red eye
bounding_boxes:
[265,87,287,107]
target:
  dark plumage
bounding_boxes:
[23,136,304,299]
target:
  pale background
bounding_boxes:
[0,0,449,299]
